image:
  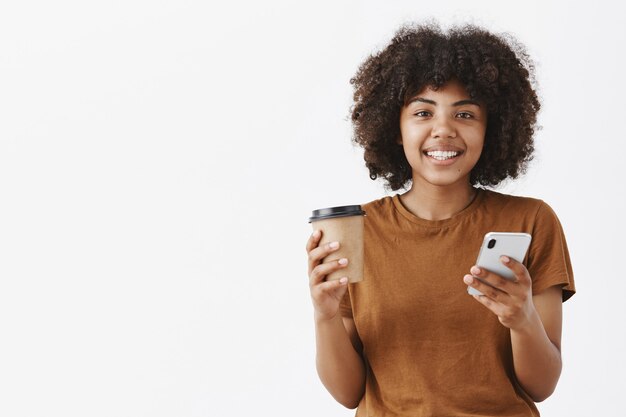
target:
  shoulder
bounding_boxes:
[480,189,554,218]
[357,195,402,230]
[360,195,395,215]
[482,188,543,208]
[477,190,567,234]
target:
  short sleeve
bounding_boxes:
[526,201,576,302]
[339,285,353,318]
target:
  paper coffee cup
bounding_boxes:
[309,205,366,283]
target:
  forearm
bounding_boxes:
[315,314,366,409]
[510,309,562,402]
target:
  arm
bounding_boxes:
[510,286,562,402]
[314,315,366,408]
[463,257,563,402]
[306,231,366,408]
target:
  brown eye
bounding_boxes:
[456,112,473,119]
[414,111,431,117]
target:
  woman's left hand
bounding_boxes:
[463,256,536,330]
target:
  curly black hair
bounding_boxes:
[350,22,540,191]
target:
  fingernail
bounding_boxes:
[464,275,473,285]
[338,258,348,265]
[501,256,510,263]
[339,277,348,284]
[470,266,481,275]
[329,242,339,249]
[312,230,320,238]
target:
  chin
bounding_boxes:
[419,174,471,188]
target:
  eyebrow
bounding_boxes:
[409,97,481,107]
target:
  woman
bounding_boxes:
[306,22,575,416]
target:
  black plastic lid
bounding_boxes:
[308,205,366,223]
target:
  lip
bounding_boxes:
[422,145,465,153]
[425,154,461,166]
[422,148,465,166]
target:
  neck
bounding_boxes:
[399,180,477,221]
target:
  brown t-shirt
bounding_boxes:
[340,189,575,417]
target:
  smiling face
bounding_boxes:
[399,79,487,190]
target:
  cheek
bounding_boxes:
[399,124,428,144]
[468,146,484,164]
[468,129,486,153]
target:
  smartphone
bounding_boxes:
[467,232,532,296]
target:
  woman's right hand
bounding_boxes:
[306,229,349,322]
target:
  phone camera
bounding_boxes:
[487,239,496,249]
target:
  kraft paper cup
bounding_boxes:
[309,205,365,283]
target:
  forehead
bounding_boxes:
[409,79,471,102]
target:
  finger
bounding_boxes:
[470,265,514,293]
[464,274,507,302]
[500,256,532,287]
[471,293,504,316]
[310,257,349,286]
[315,277,349,300]
[307,238,340,272]
[305,229,322,252]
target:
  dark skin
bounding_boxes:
[464,257,563,401]
[307,229,564,405]
[307,80,563,405]
[350,24,540,191]
[306,231,365,409]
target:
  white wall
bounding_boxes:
[0,1,623,416]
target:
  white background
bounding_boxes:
[0,1,624,416]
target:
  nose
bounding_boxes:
[431,116,457,139]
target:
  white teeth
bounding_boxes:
[426,150,460,160]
